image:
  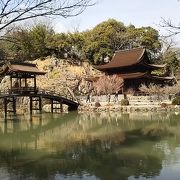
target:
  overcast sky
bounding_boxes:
[53,0,180,39]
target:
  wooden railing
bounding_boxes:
[9,87,38,94]
[0,87,79,103]
[38,89,79,103]
[0,89,9,96]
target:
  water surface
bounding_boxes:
[0,112,180,180]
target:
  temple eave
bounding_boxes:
[146,75,175,81]
[0,63,46,76]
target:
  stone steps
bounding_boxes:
[129,100,171,106]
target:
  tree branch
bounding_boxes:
[160,18,180,37]
[0,0,95,33]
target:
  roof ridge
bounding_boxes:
[9,61,36,67]
[115,47,144,53]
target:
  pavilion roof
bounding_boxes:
[0,62,46,76]
[93,48,165,71]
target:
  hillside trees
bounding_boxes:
[162,50,179,75]
[134,27,161,60]
[82,19,127,64]
[3,24,55,60]
[67,32,86,60]
[46,32,71,58]
[0,19,163,63]
[5,25,87,61]
[82,19,162,64]
[0,0,94,61]
[126,26,161,55]
[2,23,86,61]
[29,24,54,58]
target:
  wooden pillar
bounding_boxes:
[10,77,12,92]
[19,78,22,88]
[34,75,36,91]
[39,96,42,113]
[25,78,27,87]
[12,97,16,115]
[30,97,32,115]
[4,98,7,118]
[60,102,63,112]
[51,99,53,113]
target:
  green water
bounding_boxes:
[0,112,180,180]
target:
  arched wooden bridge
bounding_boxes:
[0,62,80,117]
[0,89,79,117]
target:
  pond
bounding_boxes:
[0,111,180,180]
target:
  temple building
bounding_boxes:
[92,48,175,92]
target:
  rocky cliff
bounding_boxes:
[0,57,100,97]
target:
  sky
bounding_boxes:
[53,0,180,43]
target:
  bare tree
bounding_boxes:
[139,83,165,100]
[93,75,124,101]
[160,18,180,37]
[161,37,176,52]
[163,83,180,95]
[0,0,94,33]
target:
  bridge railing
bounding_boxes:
[9,87,38,94]
[0,88,79,103]
[38,89,79,103]
[0,89,9,96]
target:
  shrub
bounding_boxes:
[95,102,101,107]
[161,103,168,108]
[172,96,180,105]
[121,99,129,106]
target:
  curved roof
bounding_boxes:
[146,75,175,80]
[94,48,146,70]
[117,72,147,79]
[0,62,46,76]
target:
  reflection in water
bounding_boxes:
[0,112,180,180]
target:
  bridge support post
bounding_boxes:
[50,99,63,113]
[30,97,33,115]
[51,99,53,113]
[68,105,78,111]
[4,96,16,118]
[4,98,7,118]
[29,96,42,114]
[39,96,42,113]
[60,102,63,113]
[12,97,16,115]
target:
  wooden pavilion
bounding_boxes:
[0,62,46,94]
[92,48,175,92]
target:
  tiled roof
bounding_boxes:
[117,72,147,79]
[94,48,146,70]
[0,62,46,75]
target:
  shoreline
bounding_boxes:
[1,98,180,115]
[78,103,180,113]
[78,94,180,112]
